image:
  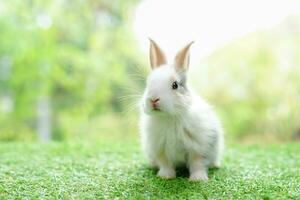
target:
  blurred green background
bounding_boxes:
[0,0,300,143]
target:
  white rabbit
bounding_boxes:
[139,39,224,181]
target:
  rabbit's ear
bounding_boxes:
[149,38,167,69]
[174,41,194,71]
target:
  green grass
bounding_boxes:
[0,142,299,199]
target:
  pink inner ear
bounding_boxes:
[149,39,167,69]
[174,41,194,70]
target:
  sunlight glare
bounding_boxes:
[134,0,300,64]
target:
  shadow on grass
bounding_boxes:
[107,161,236,199]
[123,165,221,198]
[147,165,220,179]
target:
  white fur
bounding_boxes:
[139,64,224,181]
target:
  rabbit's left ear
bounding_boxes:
[174,41,194,71]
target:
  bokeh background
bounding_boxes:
[0,0,300,143]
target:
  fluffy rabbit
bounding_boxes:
[139,39,224,181]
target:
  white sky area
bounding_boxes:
[134,0,300,64]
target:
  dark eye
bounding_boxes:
[172,81,178,90]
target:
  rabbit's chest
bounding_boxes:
[157,121,190,165]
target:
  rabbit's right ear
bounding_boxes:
[174,41,194,72]
[149,38,167,69]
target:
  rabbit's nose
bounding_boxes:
[150,98,160,104]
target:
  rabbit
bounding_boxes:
[139,39,224,181]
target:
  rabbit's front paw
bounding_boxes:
[189,170,208,181]
[157,168,176,179]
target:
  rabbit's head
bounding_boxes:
[142,39,193,116]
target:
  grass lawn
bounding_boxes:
[0,141,299,199]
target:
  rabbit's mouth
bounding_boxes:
[152,103,161,111]
[142,101,163,114]
[153,107,161,111]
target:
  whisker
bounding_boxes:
[121,100,141,116]
[117,64,146,119]
[131,64,148,77]
[128,72,146,82]
[118,94,143,102]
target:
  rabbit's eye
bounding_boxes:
[172,81,178,90]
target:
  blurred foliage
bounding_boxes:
[0,0,143,141]
[0,1,300,143]
[196,17,300,142]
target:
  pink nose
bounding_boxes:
[150,98,160,104]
